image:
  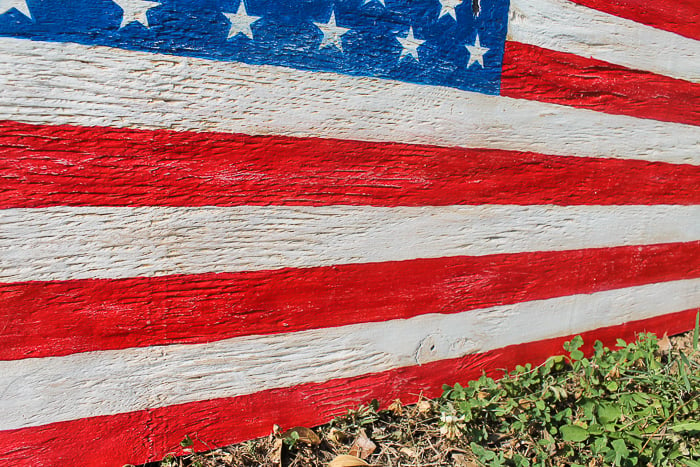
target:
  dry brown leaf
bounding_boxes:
[416,399,431,414]
[269,438,283,466]
[282,426,321,446]
[206,450,233,463]
[452,453,479,467]
[399,447,416,457]
[328,454,370,467]
[658,333,672,352]
[328,427,348,444]
[387,399,403,416]
[348,429,376,460]
[518,398,532,409]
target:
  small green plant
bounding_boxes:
[159,435,206,467]
[282,430,301,449]
[330,399,381,435]
[180,435,194,449]
[148,324,698,467]
[440,328,700,467]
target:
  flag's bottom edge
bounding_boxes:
[1,307,697,467]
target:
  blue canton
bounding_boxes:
[0,0,510,94]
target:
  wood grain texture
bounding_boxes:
[0,37,698,165]
[507,0,700,82]
[1,0,698,464]
[2,121,700,209]
[3,242,698,360]
[501,41,700,125]
[6,309,698,467]
[2,278,699,430]
[1,308,699,467]
[2,205,700,282]
[567,0,700,40]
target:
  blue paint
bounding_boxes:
[0,0,510,94]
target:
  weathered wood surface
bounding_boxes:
[0,0,698,465]
[3,121,699,209]
[2,242,698,361]
[5,311,696,466]
[3,277,700,432]
[508,0,699,82]
[3,205,699,282]
[0,37,698,163]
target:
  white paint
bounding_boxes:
[465,34,488,68]
[1,278,698,430]
[222,2,260,40]
[112,0,161,29]
[1,205,699,283]
[0,38,697,165]
[439,0,461,20]
[314,11,349,51]
[0,0,30,18]
[397,27,424,61]
[508,0,700,83]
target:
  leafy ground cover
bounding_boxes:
[140,320,700,467]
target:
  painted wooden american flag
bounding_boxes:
[0,0,699,464]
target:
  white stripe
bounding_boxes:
[507,0,700,83]
[1,278,698,430]
[1,205,699,282]
[0,38,698,164]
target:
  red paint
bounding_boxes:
[2,241,699,361]
[1,121,699,209]
[568,0,700,41]
[501,42,700,126]
[2,307,696,467]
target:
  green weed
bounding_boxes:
[439,326,700,466]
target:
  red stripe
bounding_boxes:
[1,121,698,209]
[2,241,699,361]
[501,42,700,126]
[567,0,700,41]
[2,307,696,467]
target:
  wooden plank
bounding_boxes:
[4,308,696,467]
[3,241,698,360]
[0,38,698,164]
[2,204,699,282]
[2,278,699,431]
[2,121,700,209]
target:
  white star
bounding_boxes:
[112,0,160,29]
[314,11,349,51]
[397,27,424,61]
[465,34,488,68]
[362,0,386,6]
[0,0,31,19]
[438,0,461,20]
[222,1,260,39]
